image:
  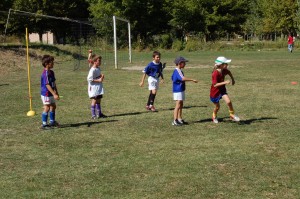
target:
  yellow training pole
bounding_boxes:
[26,27,35,116]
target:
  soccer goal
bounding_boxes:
[113,16,132,69]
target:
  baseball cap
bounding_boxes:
[215,56,231,65]
[174,56,189,65]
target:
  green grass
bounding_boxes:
[0,49,300,198]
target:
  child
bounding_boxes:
[88,49,93,68]
[171,56,198,126]
[87,54,107,119]
[139,51,165,112]
[40,55,60,129]
[210,56,240,123]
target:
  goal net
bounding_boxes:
[3,9,132,70]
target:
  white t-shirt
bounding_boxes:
[87,67,104,98]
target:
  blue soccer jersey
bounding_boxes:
[41,69,56,96]
[143,61,163,78]
[171,68,185,92]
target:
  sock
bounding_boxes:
[91,105,96,117]
[49,111,55,124]
[212,112,217,119]
[150,93,156,106]
[229,110,234,116]
[147,92,152,106]
[96,103,102,116]
[42,112,48,126]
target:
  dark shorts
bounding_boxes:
[90,95,103,100]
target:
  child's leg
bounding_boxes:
[149,89,157,106]
[42,105,50,126]
[222,95,235,115]
[213,102,220,118]
[147,91,152,106]
[90,98,96,117]
[49,103,57,124]
[95,98,102,116]
[177,101,183,120]
[173,100,182,120]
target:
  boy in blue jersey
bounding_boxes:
[139,51,165,112]
[40,55,60,129]
[171,56,198,126]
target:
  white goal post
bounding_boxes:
[113,15,132,69]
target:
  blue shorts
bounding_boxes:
[210,93,227,103]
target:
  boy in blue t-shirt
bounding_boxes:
[171,56,198,126]
[40,55,60,129]
[139,51,165,112]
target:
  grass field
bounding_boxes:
[0,48,300,198]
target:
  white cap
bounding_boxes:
[215,56,231,65]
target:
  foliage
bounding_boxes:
[1,0,300,47]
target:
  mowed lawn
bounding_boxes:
[0,49,299,198]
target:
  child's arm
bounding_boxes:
[139,73,146,87]
[227,70,235,85]
[182,77,198,83]
[46,84,59,100]
[213,80,230,87]
[93,74,104,83]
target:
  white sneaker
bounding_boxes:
[230,114,240,122]
[212,117,219,123]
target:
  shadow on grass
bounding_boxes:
[194,117,277,125]
[59,119,118,128]
[0,84,9,86]
[237,117,277,125]
[109,105,208,117]
[161,105,208,111]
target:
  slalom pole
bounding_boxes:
[26,27,35,116]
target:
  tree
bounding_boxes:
[262,0,298,35]
[6,0,89,43]
[205,0,250,40]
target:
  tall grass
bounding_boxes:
[0,49,299,198]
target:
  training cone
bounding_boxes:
[27,110,36,116]
[291,81,298,85]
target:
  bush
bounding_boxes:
[171,39,183,51]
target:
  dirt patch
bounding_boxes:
[122,64,242,71]
[0,48,40,75]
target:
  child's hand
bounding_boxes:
[160,79,165,84]
[193,79,198,83]
[225,80,231,84]
[139,82,144,87]
[54,94,60,100]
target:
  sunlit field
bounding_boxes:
[1,48,299,198]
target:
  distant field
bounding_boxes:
[0,48,299,198]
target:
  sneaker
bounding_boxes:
[150,105,156,112]
[49,121,60,128]
[40,124,52,130]
[212,117,219,123]
[91,116,97,120]
[172,119,183,126]
[230,114,240,122]
[146,105,151,110]
[178,119,188,125]
[98,114,108,118]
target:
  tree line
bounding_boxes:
[1,0,299,45]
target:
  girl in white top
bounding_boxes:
[87,54,106,119]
